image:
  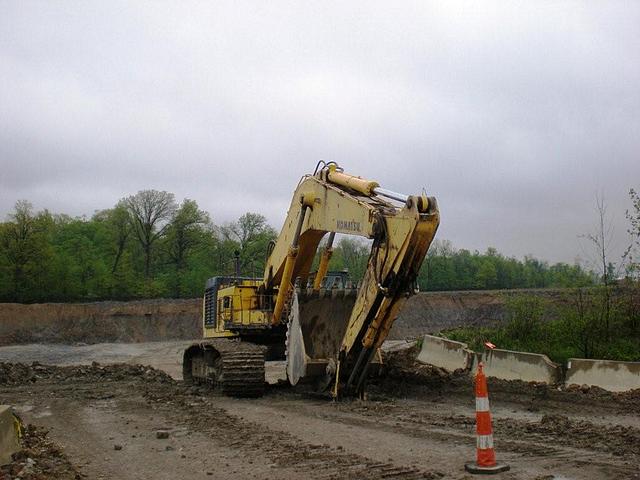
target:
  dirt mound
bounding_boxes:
[370,345,467,398]
[381,345,453,383]
[526,414,640,457]
[0,362,174,386]
[0,362,35,385]
[561,383,640,410]
[0,424,82,480]
[483,377,640,414]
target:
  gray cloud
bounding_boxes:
[1,1,639,265]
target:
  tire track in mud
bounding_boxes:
[339,399,640,458]
[239,391,639,479]
[2,364,444,479]
[141,385,444,480]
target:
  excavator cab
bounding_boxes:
[306,270,351,289]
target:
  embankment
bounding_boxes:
[390,288,571,338]
[0,289,569,345]
[0,299,200,345]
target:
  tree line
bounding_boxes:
[6,188,638,304]
[0,191,277,303]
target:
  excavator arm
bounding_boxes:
[264,162,440,396]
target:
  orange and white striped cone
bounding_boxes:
[465,362,510,474]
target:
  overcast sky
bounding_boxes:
[1,1,639,266]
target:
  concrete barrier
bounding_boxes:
[0,406,21,465]
[416,335,637,391]
[565,358,640,392]
[475,348,561,384]
[416,335,473,372]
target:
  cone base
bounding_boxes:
[464,462,510,474]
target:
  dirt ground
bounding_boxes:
[1,342,639,480]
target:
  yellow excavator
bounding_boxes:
[183,162,439,397]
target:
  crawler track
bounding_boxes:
[219,348,266,397]
[183,339,266,397]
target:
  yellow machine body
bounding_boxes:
[189,161,440,397]
[202,279,266,339]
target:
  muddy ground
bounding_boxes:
[1,342,639,480]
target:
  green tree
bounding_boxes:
[476,250,499,289]
[164,199,211,296]
[221,213,277,276]
[624,188,640,278]
[124,190,177,278]
[94,203,132,274]
[0,201,54,302]
[421,239,455,289]
[330,237,369,282]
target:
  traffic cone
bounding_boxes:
[465,362,510,474]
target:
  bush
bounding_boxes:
[442,290,640,364]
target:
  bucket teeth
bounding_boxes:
[297,287,358,301]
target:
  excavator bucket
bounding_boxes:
[286,289,358,385]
